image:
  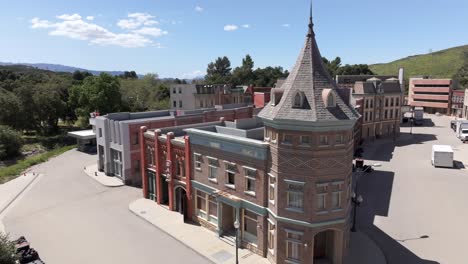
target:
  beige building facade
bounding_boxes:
[353,78,403,140]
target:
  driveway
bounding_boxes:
[355,114,468,264]
[3,149,210,264]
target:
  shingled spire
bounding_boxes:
[258,6,358,128]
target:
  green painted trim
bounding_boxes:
[261,118,356,132]
[267,208,346,228]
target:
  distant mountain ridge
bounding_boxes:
[0,62,131,77]
[370,45,468,80]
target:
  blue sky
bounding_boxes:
[1,0,467,78]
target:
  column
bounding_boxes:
[217,202,223,236]
[167,132,175,211]
[139,126,148,198]
[184,135,193,219]
[155,130,163,205]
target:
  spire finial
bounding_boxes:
[308,0,314,36]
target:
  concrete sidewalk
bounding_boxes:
[129,198,386,264]
[0,173,41,234]
[84,164,124,187]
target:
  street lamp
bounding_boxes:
[351,192,364,232]
[234,219,240,264]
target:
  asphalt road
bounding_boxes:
[3,149,210,264]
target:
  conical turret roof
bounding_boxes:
[258,13,358,127]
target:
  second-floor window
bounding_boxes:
[319,135,328,146]
[283,134,292,145]
[194,153,202,171]
[208,157,218,182]
[244,167,256,195]
[268,173,276,204]
[286,181,304,211]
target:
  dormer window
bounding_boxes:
[322,89,336,108]
[292,91,306,109]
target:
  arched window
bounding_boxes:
[294,93,302,108]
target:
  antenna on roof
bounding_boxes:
[308,0,314,36]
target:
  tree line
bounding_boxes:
[204,54,373,87]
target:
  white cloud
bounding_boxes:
[282,23,290,28]
[117,12,159,29]
[30,13,167,48]
[180,70,204,79]
[224,24,238,31]
[86,16,94,21]
[195,6,203,12]
[241,24,250,28]
[133,27,168,37]
[56,13,82,21]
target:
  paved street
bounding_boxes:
[356,114,468,264]
[2,149,210,264]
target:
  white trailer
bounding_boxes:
[432,145,454,168]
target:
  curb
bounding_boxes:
[128,203,215,264]
[83,167,124,188]
[0,173,41,216]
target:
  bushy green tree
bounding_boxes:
[0,233,17,264]
[322,56,374,77]
[206,56,232,84]
[0,125,23,160]
[232,54,255,85]
[253,66,289,87]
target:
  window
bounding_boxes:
[327,93,335,107]
[243,210,258,243]
[335,134,343,145]
[271,131,277,142]
[369,112,373,121]
[385,98,389,107]
[390,98,394,107]
[300,136,310,145]
[283,134,292,145]
[244,167,256,195]
[286,231,303,261]
[225,162,236,188]
[370,99,373,108]
[179,100,183,108]
[365,100,369,109]
[395,109,399,118]
[196,190,207,218]
[99,128,102,137]
[396,98,400,106]
[384,110,388,119]
[364,112,368,122]
[268,173,276,204]
[178,87,182,94]
[317,193,326,211]
[173,101,177,107]
[194,153,202,171]
[268,220,275,252]
[390,109,393,119]
[319,135,328,146]
[331,191,342,210]
[133,132,139,145]
[208,157,218,182]
[208,195,218,224]
[172,88,176,94]
[286,181,304,211]
[293,93,302,108]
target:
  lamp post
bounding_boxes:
[234,219,240,264]
[351,192,364,232]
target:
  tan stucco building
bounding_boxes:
[353,78,403,140]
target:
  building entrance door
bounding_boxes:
[147,171,156,201]
[160,175,169,205]
[175,187,188,222]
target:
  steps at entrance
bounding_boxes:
[219,232,236,246]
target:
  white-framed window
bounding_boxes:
[179,100,183,108]
[271,131,277,142]
[268,173,276,204]
[225,161,236,188]
[319,135,328,146]
[208,157,218,182]
[300,135,310,145]
[243,209,258,244]
[194,153,202,171]
[317,193,326,212]
[390,109,393,119]
[268,219,275,253]
[335,134,343,145]
[244,167,256,195]
[196,190,207,218]
[282,134,293,145]
[173,101,177,107]
[286,181,304,211]
[99,128,102,137]
[178,87,182,94]
[195,190,218,225]
[208,195,218,224]
[331,191,342,210]
[286,230,303,261]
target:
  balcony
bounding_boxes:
[411,94,449,101]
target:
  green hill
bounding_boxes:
[370,45,468,79]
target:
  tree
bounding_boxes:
[0,125,23,160]
[253,66,289,87]
[69,73,122,125]
[205,56,232,84]
[232,54,255,85]
[0,233,17,264]
[72,70,93,82]
[0,88,21,129]
[454,52,468,89]
[120,71,138,79]
[322,56,374,77]
[322,57,342,78]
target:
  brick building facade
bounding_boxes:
[139,15,358,264]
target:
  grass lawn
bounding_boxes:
[0,145,76,184]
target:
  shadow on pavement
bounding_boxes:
[360,133,437,162]
[354,170,440,264]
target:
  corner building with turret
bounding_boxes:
[139,14,359,264]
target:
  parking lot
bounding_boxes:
[356,114,468,264]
